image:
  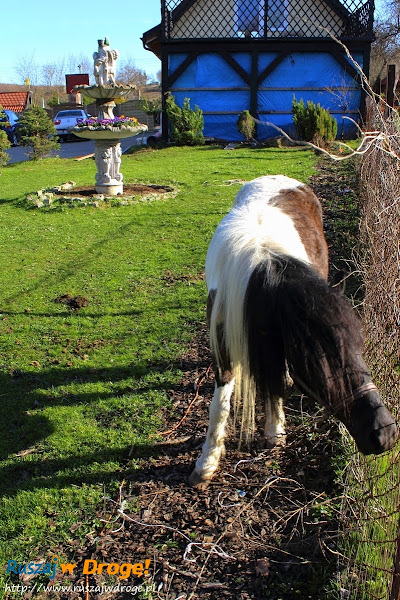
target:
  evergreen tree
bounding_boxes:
[165,95,204,146]
[237,110,255,142]
[0,105,11,167]
[292,97,337,144]
[17,106,60,160]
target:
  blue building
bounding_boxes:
[142,0,374,140]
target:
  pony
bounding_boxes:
[189,175,398,489]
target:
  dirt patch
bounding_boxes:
[160,271,205,287]
[55,184,174,198]
[24,183,176,210]
[54,294,89,310]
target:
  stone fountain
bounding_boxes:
[72,38,147,196]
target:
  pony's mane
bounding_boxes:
[246,256,365,417]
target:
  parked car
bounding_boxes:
[53,109,90,141]
[0,109,20,145]
[146,129,162,147]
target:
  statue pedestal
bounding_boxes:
[95,183,124,195]
[94,139,123,195]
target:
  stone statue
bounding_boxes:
[94,141,123,188]
[93,38,119,86]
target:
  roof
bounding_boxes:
[142,24,162,59]
[0,91,32,113]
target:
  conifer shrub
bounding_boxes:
[165,95,204,146]
[0,130,10,167]
[17,106,60,160]
[292,97,337,144]
[0,105,10,166]
[237,110,255,142]
[140,98,162,116]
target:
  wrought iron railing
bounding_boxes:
[161,0,374,41]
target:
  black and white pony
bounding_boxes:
[189,175,398,488]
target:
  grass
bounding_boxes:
[337,439,400,599]
[0,145,318,595]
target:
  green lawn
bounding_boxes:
[0,146,318,595]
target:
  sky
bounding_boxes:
[2,0,162,84]
[2,0,389,85]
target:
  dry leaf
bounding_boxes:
[255,558,270,577]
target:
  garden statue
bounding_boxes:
[93,38,119,86]
[72,38,147,196]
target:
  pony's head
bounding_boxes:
[270,257,399,456]
[343,383,398,455]
[293,373,398,455]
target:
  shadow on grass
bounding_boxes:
[0,356,199,497]
[0,440,170,497]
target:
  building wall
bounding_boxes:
[171,0,236,38]
[168,48,364,140]
[286,0,343,37]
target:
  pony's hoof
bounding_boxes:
[188,469,212,490]
[264,434,286,449]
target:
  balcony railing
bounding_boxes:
[161,0,374,41]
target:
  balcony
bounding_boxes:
[161,0,374,42]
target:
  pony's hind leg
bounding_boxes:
[189,371,234,489]
[264,371,293,447]
[264,396,286,448]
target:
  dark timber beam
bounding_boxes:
[257,52,288,85]
[167,53,199,87]
[219,51,252,86]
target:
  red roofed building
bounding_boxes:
[0,91,32,113]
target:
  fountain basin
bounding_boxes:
[73,124,148,140]
[74,84,134,100]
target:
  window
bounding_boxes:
[235,0,264,36]
[267,0,289,31]
[234,0,289,36]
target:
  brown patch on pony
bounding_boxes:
[272,184,329,280]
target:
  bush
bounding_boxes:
[292,97,337,144]
[17,106,60,160]
[237,110,255,142]
[140,98,162,116]
[165,95,204,146]
[0,130,10,167]
[0,105,10,167]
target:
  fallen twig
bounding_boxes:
[160,364,212,436]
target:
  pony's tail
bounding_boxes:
[209,252,283,444]
[210,250,363,443]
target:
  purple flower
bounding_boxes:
[75,116,139,129]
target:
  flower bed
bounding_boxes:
[75,116,140,129]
